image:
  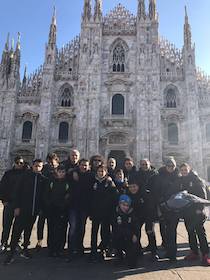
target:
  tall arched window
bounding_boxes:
[22,121,33,142]
[166,88,177,108]
[60,87,73,107]
[113,43,125,73]
[112,94,125,115]
[168,123,178,145]
[206,124,210,142]
[59,122,69,143]
[207,166,210,182]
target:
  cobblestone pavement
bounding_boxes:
[0,204,210,280]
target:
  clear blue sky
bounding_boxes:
[0,0,210,77]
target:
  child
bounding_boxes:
[113,169,128,195]
[89,165,117,262]
[4,159,48,265]
[46,165,70,257]
[128,183,158,261]
[112,194,138,268]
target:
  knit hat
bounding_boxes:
[165,157,176,167]
[119,194,132,206]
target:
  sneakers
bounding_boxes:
[202,254,210,266]
[20,249,31,259]
[4,253,14,265]
[0,243,8,254]
[184,251,199,261]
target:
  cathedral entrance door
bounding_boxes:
[108,150,126,168]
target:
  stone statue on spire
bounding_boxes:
[94,0,102,22]
[83,0,92,22]
[149,0,157,20]
[138,0,146,20]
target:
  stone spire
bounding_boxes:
[184,6,192,50]
[48,6,57,48]
[83,0,92,22]
[149,0,157,20]
[15,33,21,66]
[94,0,102,22]
[138,0,146,20]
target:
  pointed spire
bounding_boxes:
[52,6,56,26]
[22,64,27,86]
[149,0,157,20]
[184,6,192,50]
[48,6,57,48]
[83,0,91,22]
[138,0,146,20]
[16,32,21,51]
[94,0,102,22]
[5,33,10,51]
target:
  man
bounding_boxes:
[36,153,60,250]
[107,158,117,180]
[62,149,80,174]
[67,159,94,261]
[135,158,158,260]
[4,159,48,265]
[123,157,137,184]
[0,156,25,253]
[155,157,181,262]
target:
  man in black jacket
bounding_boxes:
[155,157,181,261]
[4,159,48,265]
[62,149,80,174]
[67,159,94,261]
[135,159,158,256]
[0,156,25,253]
[123,158,137,184]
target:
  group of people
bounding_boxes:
[0,149,210,268]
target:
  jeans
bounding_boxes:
[1,203,15,245]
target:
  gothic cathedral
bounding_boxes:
[0,1,210,179]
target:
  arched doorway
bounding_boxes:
[108,150,126,168]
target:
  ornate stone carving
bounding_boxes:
[103,4,136,36]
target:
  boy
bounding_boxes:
[4,159,48,265]
[45,165,70,257]
[0,156,25,253]
[113,169,128,195]
[112,194,138,268]
[128,183,158,261]
[89,165,117,262]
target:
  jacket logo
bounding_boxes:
[117,216,122,225]
[93,183,97,190]
[128,217,132,223]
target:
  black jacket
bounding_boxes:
[179,171,207,199]
[14,170,48,216]
[155,167,181,204]
[135,167,158,191]
[123,166,137,184]
[45,178,71,212]
[112,206,138,240]
[68,170,95,213]
[90,176,118,220]
[179,171,207,218]
[0,168,25,204]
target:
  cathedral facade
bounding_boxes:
[1,0,210,179]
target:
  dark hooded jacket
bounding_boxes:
[0,168,25,204]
